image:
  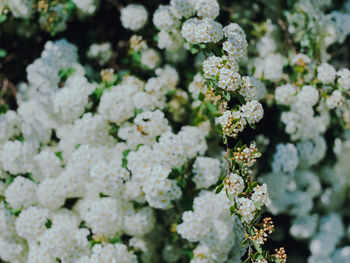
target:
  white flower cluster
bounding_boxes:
[192,156,221,189]
[177,191,246,262]
[0,37,229,262]
[277,82,329,141]
[72,0,98,15]
[253,32,284,82]
[87,42,113,66]
[2,0,34,18]
[217,100,263,137]
[151,0,223,50]
[120,4,148,31]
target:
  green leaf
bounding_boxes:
[130,51,141,63]
[99,192,109,198]
[243,257,250,263]
[253,253,264,261]
[0,104,9,114]
[215,183,224,194]
[0,49,7,58]
[205,101,217,114]
[241,238,248,247]
[5,175,15,186]
[58,67,75,80]
[249,122,257,129]
[134,108,143,115]
[45,219,52,229]
[252,240,263,253]
[136,144,144,151]
[66,0,77,11]
[198,92,205,101]
[122,149,131,169]
[0,14,7,23]
[222,91,231,101]
[190,46,199,54]
[181,249,194,259]
[236,94,246,104]
[252,252,259,260]
[55,152,63,161]
[229,204,236,215]
[254,202,262,210]
[153,34,158,42]
[110,237,121,244]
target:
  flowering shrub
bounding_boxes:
[1,0,350,263]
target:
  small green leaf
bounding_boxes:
[99,192,109,198]
[0,49,7,58]
[55,152,63,161]
[0,14,7,23]
[190,46,199,54]
[222,91,231,101]
[134,108,143,115]
[205,101,217,114]
[252,252,259,260]
[45,219,52,229]
[229,205,236,215]
[249,122,257,129]
[198,93,205,101]
[122,149,131,169]
[110,237,121,244]
[215,183,224,194]
[241,238,248,247]
[58,67,75,80]
[252,240,263,253]
[236,94,246,104]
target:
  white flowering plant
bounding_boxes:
[1,0,350,263]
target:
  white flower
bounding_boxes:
[194,0,219,19]
[272,143,299,173]
[72,0,97,14]
[192,157,221,189]
[241,100,264,124]
[181,18,223,44]
[317,63,336,84]
[238,198,256,223]
[251,184,271,206]
[218,67,241,91]
[291,53,311,66]
[5,176,37,210]
[296,85,319,106]
[224,173,245,196]
[326,90,344,109]
[240,76,259,101]
[202,55,223,78]
[337,68,350,90]
[141,49,161,69]
[87,42,113,65]
[153,5,180,31]
[275,84,298,105]
[120,4,148,31]
[157,30,183,51]
[170,0,195,18]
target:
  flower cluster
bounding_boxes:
[3,0,350,262]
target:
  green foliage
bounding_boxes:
[0,48,7,58]
[122,149,131,169]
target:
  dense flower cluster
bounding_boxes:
[2,0,350,262]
